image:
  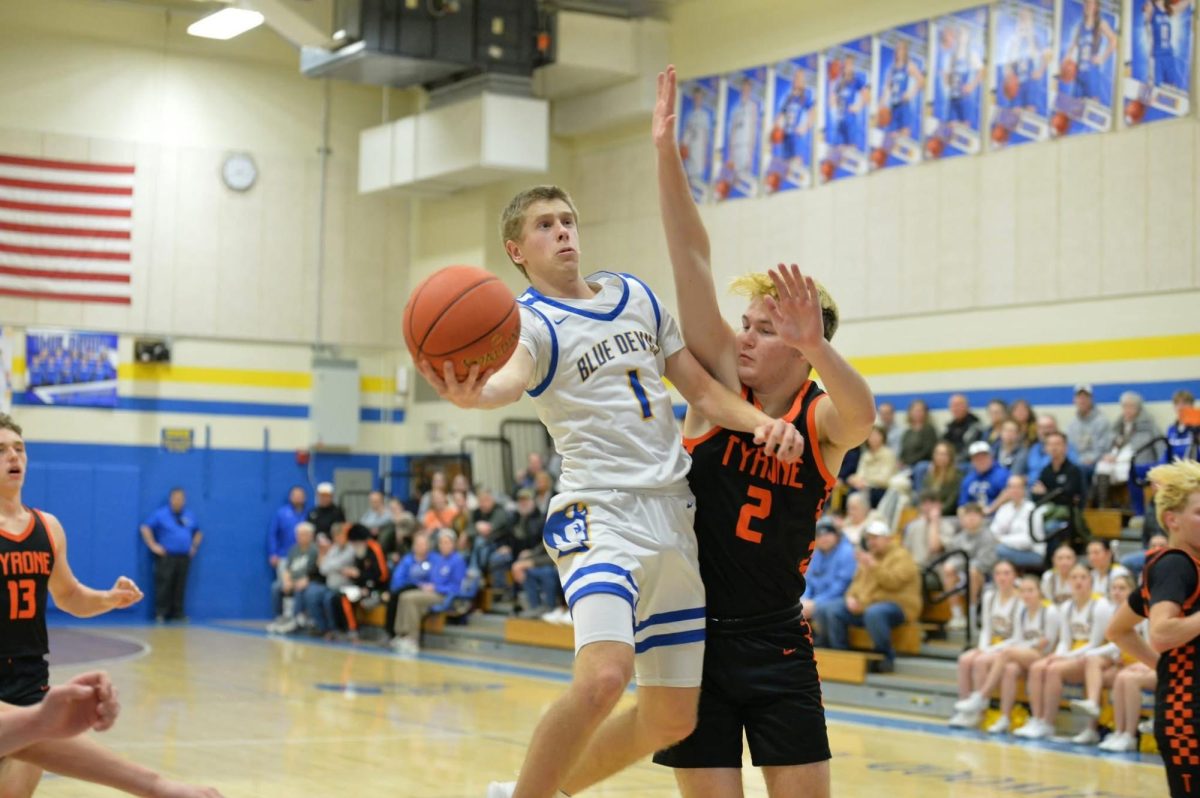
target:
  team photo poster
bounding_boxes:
[678,76,719,203]
[1124,0,1194,125]
[927,6,989,160]
[990,0,1055,149]
[819,36,873,183]
[765,54,819,193]
[1053,0,1121,136]
[871,21,929,171]
[716,66,767,200]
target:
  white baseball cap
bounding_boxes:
[968,441,992,457]
[316,482,334,494]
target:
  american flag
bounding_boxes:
[0,154,134,304]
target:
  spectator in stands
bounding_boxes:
[140,487,202,624]
[1120,492,1166,573]
[514,452,549,493]
[959,442,1010,514]
[991,475,1041,571]
[306,482,346,539]
[1015,564,1113,740]
[377,497,416,564]
[417,470,447,517]
[450,473,479,511]
[1164,389,1198,463]
[814,520,922,673]
[511,530,559,620]
[467,488,511,568]
[1032,432,1086,511]
[1026,415,1079,481]
[268,521,320,635]
[1066,385,1113,485]
[925,442,964,516]
[877,401,903,452]
[1098,391,1164,519]
[900,398,938,474]
[392,529,466,655]
[449,490,472,538]
[903,490,953,567]
[840,491,872,546]
[976,573,1062,734]
[832,445,862,514]
[949,560,1020,727]
[531,470,556,517]
[1041,544,1077,604]
[1085,539,1130,597]
[267,485,307,570]
[943,394,984,459]
[487,488,544,601]
[421,489,459,533]
[1010,399,1038,445]
[941,503,997,628]
[993,420,1029,477]
[330,523,389,640]
[802,518,857,623]
[847,425,898,507]
[359,490,390,534]
[386,532,432,641]
[313,522,356,638]
[984,399,1009,446]
[1068,573,1142,746]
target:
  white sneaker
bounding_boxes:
[1100,732,1137,752]
[1069,698,1101,718]
[1071,727,1100,745]
[277,617,300,635]
[1014,718,1049,739]
[486,782,515,798]
[986,715,1010,734]
[391,637,419,657]
[954,692,987,714]
[541,607,566,624]
[948,711,979,728]
[1138,718,1154,735]
[947,614,967,631]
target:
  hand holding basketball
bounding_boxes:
[417,360,493,410]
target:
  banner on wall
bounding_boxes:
[678,76,719,203]
[1124,0,1193,125]
[715,67,767,201]
[1053,0,1121,137]
[764,54,819,193]
[870,22,929,170]
[819,37,873,182]
[25,329,118,407]
[927,6,989,159]
[990,0,1056,149]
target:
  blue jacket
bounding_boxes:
[268,503,308,561]
[959,464,1010,508]
[803,536,857,603]
[429,551,467,597]
[390,553,434,592]
[142,505,199,556]
[1164,423,1199,463]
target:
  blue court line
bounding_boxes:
[194,621,1160,767]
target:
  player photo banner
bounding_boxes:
[715,67,767,201]
[678,76,719,203]
[819,37,873,183]
[1125,0,1194,125]
[927,6,989,160]
[871,22,929,171]
[765,54,819,193]
[990,0,1055,149]
[25,328,118,407]
[1054,0,1121,137]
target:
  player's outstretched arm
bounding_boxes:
[653,66,739,387]
[1148,600,1200,653]
[46,514,143,618]
[666,346,803,463]
[417,346,535,410]
[1106,602,1158,668]
[0,671,122,756]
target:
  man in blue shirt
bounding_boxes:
[1165,388,1198,462]
[959,441,1010,515]
[1026,414,1079,481]
[139,488,202,622]
[801,519,857,623]
[267,485,307,570]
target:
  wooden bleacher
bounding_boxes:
[357,603,446,633]
[1083,508,1125,540]
[505,617,574,650]
[848,622,923,655]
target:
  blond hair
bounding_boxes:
[1149,459,1200,531]
[499,185,579,280]
[729,273,840,341]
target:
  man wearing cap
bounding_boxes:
[1065,384,1112,485]
[958,441,1011,515]
[813,520,921,672]
[139,487,202,623]
[306,482,346,540]
[801,519,857,623]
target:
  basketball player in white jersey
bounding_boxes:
[418,187,804,798]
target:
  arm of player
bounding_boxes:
[417,347,535,410]
[139,524,164,557]
[665,346,803,463]
[47,514,144,618]
[762,265,875,454]
[1148,601,1200,653]
[653,66,739,387]
[0,671,121,756]
[1107,601,1158,668]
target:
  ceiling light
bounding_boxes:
[187,8,265,40]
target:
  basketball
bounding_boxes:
[876,106,892,129]
[925,136,945,159]
[828,60,842,81]
[403,265,520,381]
[991,123,1010,145]
[1060,59,1077,83]
[771,126,785,144]
[765,171,782,192]
[870,148,888,169]
[1051,111,1070,137]
[819,160,835,182]
[1004,73,1020,101]
[715,179,731,198]
[1126,99,1146,125]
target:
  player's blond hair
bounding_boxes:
[500,185,580,280]
[1149,459,1200,531]
[729,273,840,341]
[0,414,23,438]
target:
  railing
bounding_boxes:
[460,436,513,498]
[922,549,972,651]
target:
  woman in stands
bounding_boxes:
[1041,544,1078,604]
[925,441,964,516]
[1066,573,1141,745]
[948,560,1019,727]
[1016,563,1113,739]
[1010,399,1038,446]
[1087,539,1131,597]
[967,573,1061,734]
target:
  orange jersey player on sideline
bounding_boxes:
[0,414,224,798]
[650,66,876,798]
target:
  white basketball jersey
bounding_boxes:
[517,272,691,494]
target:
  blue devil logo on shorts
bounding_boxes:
[544,502,591,556]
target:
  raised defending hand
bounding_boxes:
[753,418,805,463]
[416,360,494,410]
[107,576,143,609]
[653,66,679,154]
[763,264,826,355]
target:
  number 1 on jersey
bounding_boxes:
[735,486,772,543]
[626,369,653,419]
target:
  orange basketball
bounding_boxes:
[925,136,945,159]
[771,126,785,144]
[403,265,520,381]
[715,179,731,198]
[1126,99,1146,125]
[828,60,843,81]
[819,160,835,182]
[1060,59,1077,83]
[870,148,888,169]
[876,105,892,129]
[991,123,1010,145]
[765,171,782,192]
[1004,72,1020,101]
[1051,111,1070,137]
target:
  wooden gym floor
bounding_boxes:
[33,624,1167,797]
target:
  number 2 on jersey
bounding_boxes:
[735,486,772,543]
[626,369,653,419]
[7,579,35,620]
